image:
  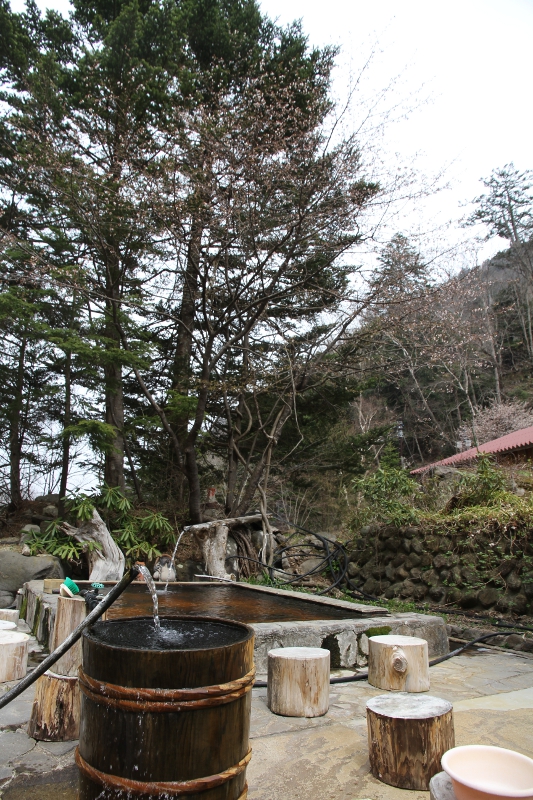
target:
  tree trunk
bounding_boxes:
[58,348,72,516]
[9,337,27,510]
[104,276,125,490]
[60,509,125,581]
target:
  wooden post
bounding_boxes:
[267,647,330,717]
[28,595,85,740]
[367,693,455,790]
[0,632,29,682]
[368,634,430,692]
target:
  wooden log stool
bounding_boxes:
[368,634,430,692]
[0,609,20,624]
[267,647,330,717]
[0,631,29,682]
[28,594,85,741]
[367,693,455,790]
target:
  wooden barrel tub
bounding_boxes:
[76,615,255,799]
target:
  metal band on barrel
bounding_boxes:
[78,667,255,712]
[75,747,251,796]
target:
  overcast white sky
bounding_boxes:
[10,0,533,265]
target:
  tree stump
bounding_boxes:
[28,595,86,740]
[267,647,330,717]
[367,693,455,790]
[0,609,20,624]
[27,671,80,741]
[0,632,29,682]
[368,634,430,692]
[50,595,87,677]
[0,620,17,632]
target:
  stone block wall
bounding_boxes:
[348,524,533,614]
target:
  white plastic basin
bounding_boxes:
[442,746,533,800]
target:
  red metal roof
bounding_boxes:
[411,425,533,474]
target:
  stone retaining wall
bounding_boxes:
[348,524,533,614]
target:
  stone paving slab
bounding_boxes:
[1,646,533,799]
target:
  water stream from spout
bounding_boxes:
[137,565,160,628]
[164,529,185,591]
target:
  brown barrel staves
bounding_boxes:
[77,616,255,800]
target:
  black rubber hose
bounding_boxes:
[0,566,140,710]
[253,630,522,688]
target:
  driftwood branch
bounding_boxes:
[60,509,125,581]
[187,514,263,580]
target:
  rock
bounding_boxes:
[19,524,40,544]
[299,557,324,576]
[427,538,441,553]
[459,591,478,608]
[410,567,422,581]
[360,524,380,536]
[385,563,396,582]
[0,590,15,608]
[420,553,433,567]
[506,572,522,591]
[504,634,526,649]
[461,566,477,584]
[440,569,451,583]
[413,583,428,600]
[347,562,359,578]
[446,588,462,605]
[434,553,453,570]
[499,559,517,577]
[42,505,58,519]
[363,577,379,595]
[410,539,424,555]
[39,520,55,535]
[21,544,31,556]
[405,553,421,569]
[433,465,463,480]
[451,567,463,586]
[496,595,509,612]
[399,579,416,597]
[34,493,60,503]
[508,593,528,614]
[399,526,420,538]
[395,564,409,581]
[422,569,439,587]
[522,579,533,599]
[0,537,19,545]
[372,565,387,579]
[428,585,446,602]
[402,538,411,554]
[477,587,499,607]
[0,551,64,593]
[384,582,403,599]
